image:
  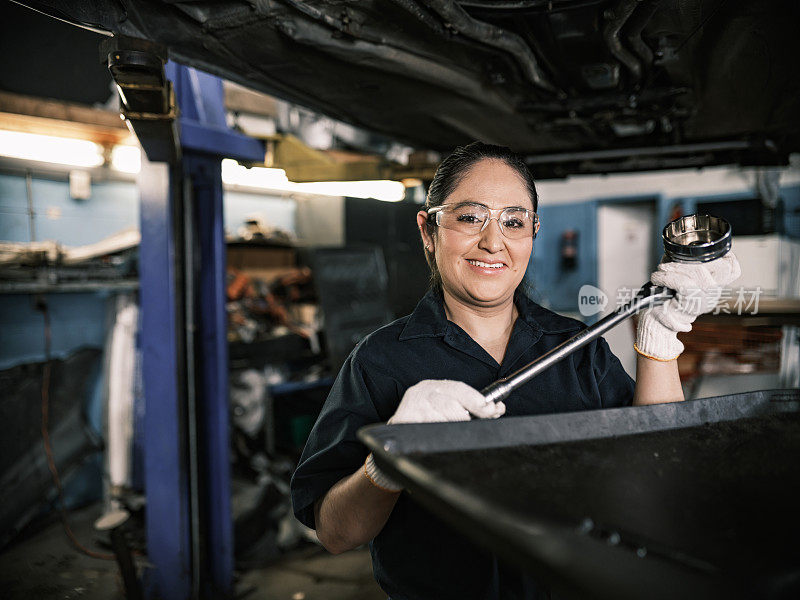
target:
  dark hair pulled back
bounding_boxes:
[423,141,539,291]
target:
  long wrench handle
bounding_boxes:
[481,283,676,404]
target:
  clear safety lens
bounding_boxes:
[435,203,537,239]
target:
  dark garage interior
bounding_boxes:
[1,1,799,599]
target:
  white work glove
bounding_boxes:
[364,380,505,492]
[635,251,741,361]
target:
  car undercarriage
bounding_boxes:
[16,0,800,176]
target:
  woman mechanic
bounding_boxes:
[290,142,740,599]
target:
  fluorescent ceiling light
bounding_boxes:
[111,145,142,174]
[295,180,406,202]
[221,158,405,202]
[222,158,290,189]
[0,130,104,168]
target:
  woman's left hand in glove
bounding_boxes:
[635,251,741,361]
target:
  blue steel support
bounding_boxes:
[139,155,192,599]
[138,61,263,599]
[167,63,265,159]
[185,154,234,597]
[171,62,262,598]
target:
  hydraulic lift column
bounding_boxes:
[105,37,265,599]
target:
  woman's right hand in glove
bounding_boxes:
[365,380,505,491]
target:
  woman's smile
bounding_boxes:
[465,258,508,273]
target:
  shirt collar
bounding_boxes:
[398,289,449,340]
[398,287,581,341]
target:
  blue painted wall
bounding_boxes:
[223,190,296,237]
[0,174,298,246]
[0,174,139,245]
[0,171,139,510]
[0,174,29,241]
[526,201,598,312]
[0,293,111,370]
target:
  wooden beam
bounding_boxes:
[0,91,133,146]
[264,134,382,181]
[223,82,279,118]
[263,134,437,182]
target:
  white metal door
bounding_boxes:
[597,202,657,378]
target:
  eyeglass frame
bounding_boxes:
[425,202,540,239]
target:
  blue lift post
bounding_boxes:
[134,53,264,599]
[139,155,192,598]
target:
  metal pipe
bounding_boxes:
[482,284,675,403]
[273,14,515,111]
[459,0,603,11]
[421,0,559,93]
[109,525,142,600]
[388,0,527,89]
[458,1,553,6]
[525,139,752,163]
[602,0,642,85]
[280,0,538,108]
[390,0,448,34]
[95,510,142,600]
[625,0,662,73]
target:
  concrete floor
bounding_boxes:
[0,504,386,600]
[239,546,385,600]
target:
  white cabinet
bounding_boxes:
[731,235,800,298]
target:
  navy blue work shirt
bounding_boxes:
[291,289,634,600]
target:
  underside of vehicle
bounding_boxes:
[18,0,800,177]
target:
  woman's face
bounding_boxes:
[417,158,534,309]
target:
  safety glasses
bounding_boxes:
[426,202,540,239]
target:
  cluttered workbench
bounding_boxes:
[359,389,800,600]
